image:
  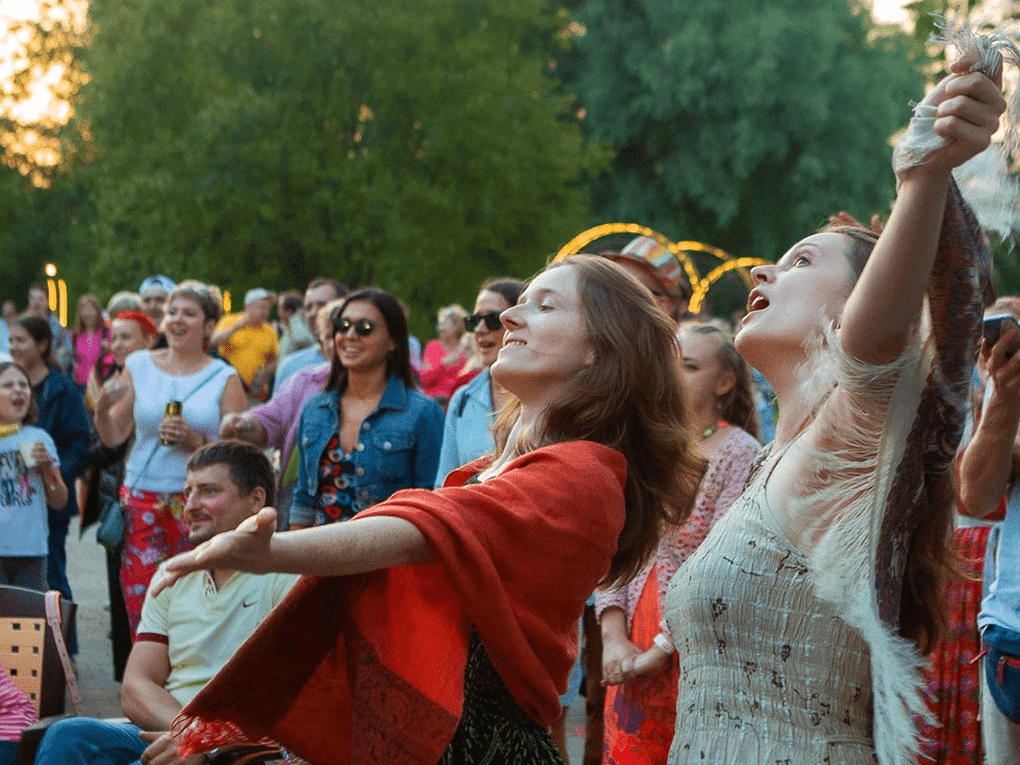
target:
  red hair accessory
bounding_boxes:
[114,311,158,338]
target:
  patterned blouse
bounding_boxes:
[317,433,359,523]
[595,426,760,632]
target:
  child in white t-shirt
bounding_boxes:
[0,362,67,591]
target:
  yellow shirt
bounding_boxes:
[214,313,278,388]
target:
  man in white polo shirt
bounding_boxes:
[33,441,298,765]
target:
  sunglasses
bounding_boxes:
[333,316,377,337]
[464,311,502,332]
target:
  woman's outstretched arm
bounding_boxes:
[840,57,1005,366]
[151,508,435,594]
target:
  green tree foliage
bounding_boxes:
[567,0,926,273]
[75,0,604,331]
[0,162,93,307]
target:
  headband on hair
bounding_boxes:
[115,311,158,338]
[824,211,884,246]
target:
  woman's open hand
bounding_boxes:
[150,508,279,596]
[95,370,130,413]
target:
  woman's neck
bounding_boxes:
[344,367,389,400]
[750,348,811,448]
[481,403,543,479]
[488,372,512,413]
[24,360,49,386]
[166,345,209,372]
[440,336,459,353]
[691,404,724,439]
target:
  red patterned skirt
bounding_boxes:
[918,523,990,764]
[119,486,193,637]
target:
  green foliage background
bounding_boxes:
[565,0,927,316]
[1,0,1017,330]
[61,0,605,334]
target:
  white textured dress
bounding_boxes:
[664,461,876,764]
[665,179,988,765]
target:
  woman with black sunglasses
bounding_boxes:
[435,277,526,487]
[289,287,445,529]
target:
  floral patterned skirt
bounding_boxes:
[918,524,990,764]
[603,566,679,765]
[119,486,192,636]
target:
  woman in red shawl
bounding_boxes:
[156,256,705,765]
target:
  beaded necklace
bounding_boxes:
[700,420,728,440]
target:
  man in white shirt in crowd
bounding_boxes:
[33,440,298,765]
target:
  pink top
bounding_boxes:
[595,426,760,633]
[72,327,107,386]
[419,339,471,403]
[0,663,37,742]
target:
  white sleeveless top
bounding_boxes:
[124,351,235,493]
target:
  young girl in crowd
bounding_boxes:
[156,255,704,765]
[0,361,68,591]
[9,317,88,652]
[664,48,1007,765]
[83,311,158,680]
[598,323,760,765]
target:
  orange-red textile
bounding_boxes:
[603,565,679,765]
[176,441,627,765]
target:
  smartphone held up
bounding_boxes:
[983,315,1020,359]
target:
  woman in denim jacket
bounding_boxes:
[290,288,444,528]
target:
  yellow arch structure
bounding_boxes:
[554,223,769,314]
[690,257,770,314]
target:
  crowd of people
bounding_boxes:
[0,37,1016,765]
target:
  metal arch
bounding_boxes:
[689,257,770,314]
[553,223,701,288]
[554,223,766,312]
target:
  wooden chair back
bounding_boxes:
[0,586,76,717]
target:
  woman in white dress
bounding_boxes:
[665,45,1009,765]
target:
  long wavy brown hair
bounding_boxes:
[823,211,959,654]
[492,256,705,588]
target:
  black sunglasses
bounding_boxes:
[333,316,376,337]
[464,311,502,332]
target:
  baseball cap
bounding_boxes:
[244,287,273,306]
[139,274,176,296]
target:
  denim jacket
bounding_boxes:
[292,376,445,525]
[435,369,496,488]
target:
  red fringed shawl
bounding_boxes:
[174,441,627,765]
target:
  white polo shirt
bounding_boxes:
[137,564,298,707]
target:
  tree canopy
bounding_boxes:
[74,0,604,330]
[568,0,926,270]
